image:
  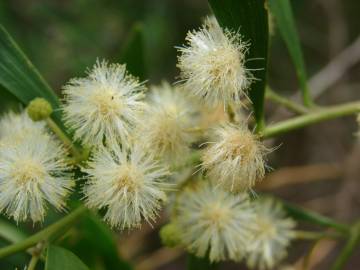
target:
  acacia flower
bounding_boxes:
[0,111,45,142]
[138,82,197,165]
[201,123,267,192]
[0,131,74,223]
[175,182,255,262]
[246,198,296,270]
[177,16,252,107]
[62,60,146,147]
[83,144,170,229]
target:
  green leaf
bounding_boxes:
[283,202,349,234]
[120,23,146,80]
[0,25,60,108]
[62,212,132,270]
[45,245,89,270]
[268,0,312,106]
[0,24,68,131]
[208,0,269,130]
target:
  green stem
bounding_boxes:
[283,202,350,234]
[46,118,82,159]
[0,206,87,259]
[331,222,360,270]
[27,254,40,270]
[266,88,308,114]
[302,84,314,108]
[295,230,342,240]
[262,101,360,138]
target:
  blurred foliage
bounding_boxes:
[0,0,207,91]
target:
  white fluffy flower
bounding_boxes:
[0,111,45,142]
[246,198,296,270]
[177,16,252,107]
[202,123,267,192]
[62,60,146,147]
[83,144,170,229]
[138,82,197,164]
[176,182,255,262]
[0,131,74,223]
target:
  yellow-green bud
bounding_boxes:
[159,223,182,248]
[27,98,53,121]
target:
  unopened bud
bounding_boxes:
[159,223,182,248]
[27,98,53,121]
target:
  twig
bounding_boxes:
[262,101,360,138]
[266,88,308,114]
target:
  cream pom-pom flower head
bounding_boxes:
[0,129,74,223]
[175,182,255,262]
[201,123,267,192]
[0,110,45,142]
[83,143,170,230]
[177,16,252,107]
[246,198,296,270]
[138,82,197,165]
[62,60,146,147]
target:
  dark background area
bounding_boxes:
[0,0,359,269]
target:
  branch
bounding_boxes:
[262,101,360,138]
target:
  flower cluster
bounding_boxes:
[170,183,296,267]
[0,14,302,270]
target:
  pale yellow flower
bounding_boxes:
[175,182,255,262]
[246,198,296,270]
[202,123,267,192]
[0,131,73,223]
[137,82,198,165]
[83,143,170,229]
[177,16,252,107]
[62,60,146,147]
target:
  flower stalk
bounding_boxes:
[46,118,82,159]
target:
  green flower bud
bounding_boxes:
[159,223,182,248]
[27,98,53,121]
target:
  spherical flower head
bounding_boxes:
[0,111,46,142]
[62,59,147,147]
[0,131,74,223]
[202,123,267,192]
[175,182,255,262]
[27,97,53,121]
[138,82,197,165]
[246,198,296,270]
[83,144,170,230]
[177,16,252,107]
